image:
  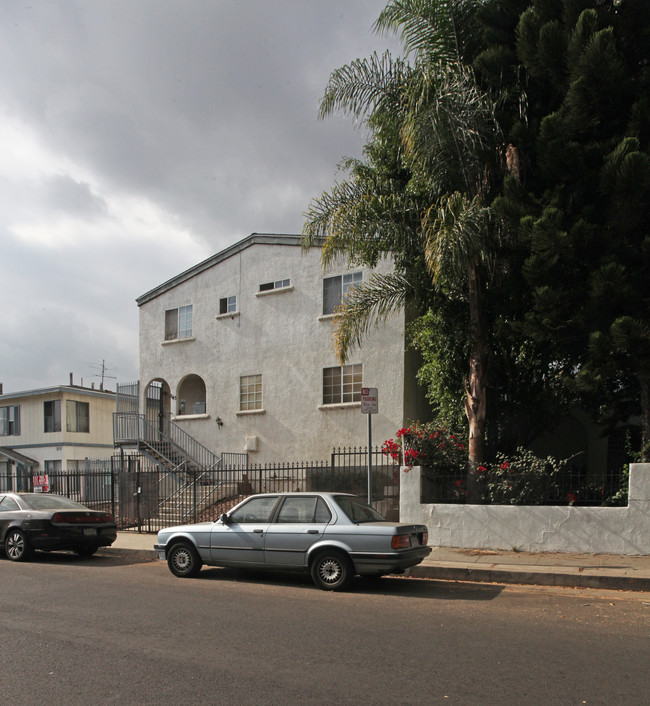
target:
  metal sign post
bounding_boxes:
[360,387,378,504]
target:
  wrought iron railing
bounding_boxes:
[113,411,228,471]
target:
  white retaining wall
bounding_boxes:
[400,463,650,555]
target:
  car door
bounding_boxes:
[263,496,331,568]
[0,495,22,541]
[210,495,279,566]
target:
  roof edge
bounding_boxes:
[136,232,316,307]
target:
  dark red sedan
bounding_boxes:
[0,492,116,561]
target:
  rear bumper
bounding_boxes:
[28,527,117,551]
[351,546,432,575]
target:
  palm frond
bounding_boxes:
[375,0,483,64]
[404,61,500,195]
[318,52,411,122]
[423,192,493,283]
[333,272,411,362]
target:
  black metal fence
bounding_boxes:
[15,446,399,533]
[420,466,629,506]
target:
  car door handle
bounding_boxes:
[307,530,319,534]
[253,529,263,534]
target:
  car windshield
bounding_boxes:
[20,494,88,511]
[334,495,386,523]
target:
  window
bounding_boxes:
[276,496,332,524]
[229,495,278,523]
[240,374,262,411]
[44,400,61,433]
[259,278,290,292]
[165,304,193,340]
[0,405,20,436]
[0,496,20,512]
[66,401,90,432]
[219,295,237,314]
[323,272,362,315]
[323,364,362,404]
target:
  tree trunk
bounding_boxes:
[464,264,488,500]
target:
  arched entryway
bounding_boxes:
[144,379,172,433]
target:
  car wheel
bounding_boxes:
[75,546,98,557]
[310,550,353,591]
[5,529,32,562]
[167,542,202,578]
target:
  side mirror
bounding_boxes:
[219,513,230,524]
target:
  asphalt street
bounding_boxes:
[2,551,648,705]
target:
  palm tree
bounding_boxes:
[303,0,502,476]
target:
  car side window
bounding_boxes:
[0,496,20,512]
[275,496,332,524]
[229,496,278,524]
[314,498,332,523]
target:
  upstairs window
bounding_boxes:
[259,278,290,292]
[44,400,61,433]
[322,364,362,404]
[0,405,20,436]
[165,304,193,340]
[323,272,361,315]
[240,374,262,411]
[66,401,90,433]
[219,295,237,315]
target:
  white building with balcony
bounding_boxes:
[134,233,427,464]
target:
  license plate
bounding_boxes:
[83,528,97,536]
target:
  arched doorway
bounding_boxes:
[144,379,172,433]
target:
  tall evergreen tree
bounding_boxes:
[501,0,650,458]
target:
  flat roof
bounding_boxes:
[0,385,115,402]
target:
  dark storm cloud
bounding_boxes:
[0,1,402,391]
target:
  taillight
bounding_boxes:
[421,531,428,546]
[391,534,411,549]
[51,512,114,524]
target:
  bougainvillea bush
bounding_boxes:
[476,448,568,504]
[383,423,575,505]
[382,421,469,501]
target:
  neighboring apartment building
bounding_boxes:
[135,233,428,464]
[0,381,116,491]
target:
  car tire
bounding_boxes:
[167,542,202,578]
[310,550,353,591]
[5,529,32,562]
[75,546,98,557]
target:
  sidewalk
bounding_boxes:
[101,532,650,593]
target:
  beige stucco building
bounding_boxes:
[0,382,116,491]
[135,233,427,464]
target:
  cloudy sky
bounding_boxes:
[0,1,402,393]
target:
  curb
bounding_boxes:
[408,563,650,592]
[98,546,158,562]
[99,545,650,592]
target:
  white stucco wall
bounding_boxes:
[138,234,408,463]
[400,464,650,555]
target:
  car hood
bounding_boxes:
[157,521,215,537]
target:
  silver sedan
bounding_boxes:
[154,492,431,591]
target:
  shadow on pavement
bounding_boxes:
[0,549,158,569]
[196,565,505,601]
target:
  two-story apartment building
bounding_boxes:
[135,233,428,464]
[0,381,116,491]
